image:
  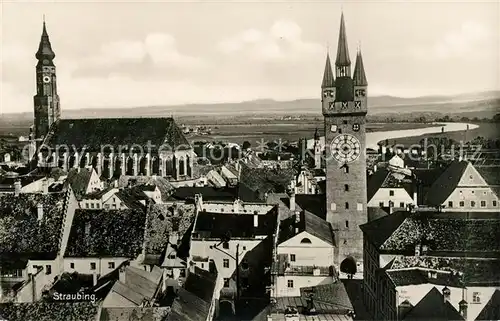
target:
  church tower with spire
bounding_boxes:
[322,12,368,276]
[33,19,60,142]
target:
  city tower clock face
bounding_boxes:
[330,134,361,164]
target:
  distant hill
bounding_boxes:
[1,90,499,121]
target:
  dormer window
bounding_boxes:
[300,238,312,244]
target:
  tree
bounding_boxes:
[242,141,251,150]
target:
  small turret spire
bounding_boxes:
[36,18,55,61]
[314,127,320,141]
[335,11,351,67]
[353,48,368,86]
[321,53,335,88]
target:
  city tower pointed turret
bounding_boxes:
[335,12,351,68]
[33,18,60,142]
[353,48,368,86]
[321,53,335,88]
[35,20,56,63]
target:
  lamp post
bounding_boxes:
[210,239,241,304]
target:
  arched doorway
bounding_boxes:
[218,300,235,320]
[340,256,357,277]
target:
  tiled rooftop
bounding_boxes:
[193,208,278,240]
[0,192,67,263]
[43,118,190,151]
[390,256,500,285]
[143,203,196,255]
[380,216,500,255]
[65,209,147,258]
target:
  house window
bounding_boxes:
[91,203,94,209]
[379,202,384,207]
[471,201,476,207]
[223,259,229,268]
[179,269,186,278]
[389,190,394,196]
[345,202,349,209]
[105,204,110,209]
[493,201,498,207]
[70,263,75,269]
[85,203,89,208]
[345,220,349,228]
[90,262,96,270]
[459,201,465,207]
[223,278,230,287]
[201,263,204,269]
[473,292,481,303]
[108,262,115,269]
[287,280,294,288]
[480,201,486,207]
[242,246,246,250]
[96,203,100,209]
[400,202,405,208]
[448,201,453,208]
[222,242,229,249]
[290,254,296,262]
[344,184,349,191]
[45,265,52,275]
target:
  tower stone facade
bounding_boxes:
[322,13,368,274]
[33,20,60,142]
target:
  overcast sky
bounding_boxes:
[1,0,499,113]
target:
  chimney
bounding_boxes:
[289,191,296,211]
[414,244,421,256]
[119,265,127,284]
[233,199,240,213]
[294,211,301,234]
[195,194,203,211]
[442,286,451,303]
[459,300,468,319]
[92,271,98,286]
[169,231,179,246]
[253,214,258,228]
[42,179,49,194]
[14,180,21,196]
[37,204,44,222]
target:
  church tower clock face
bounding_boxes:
[330,134,361,164]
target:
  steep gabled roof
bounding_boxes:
[403,287,464,321]
[476,289,500,320]
[66,167,93,200]
[359,210,409,248]
[65,209,147,258]
[43,118,190,152]
[425,161,468,206]
[278,210,334,246]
